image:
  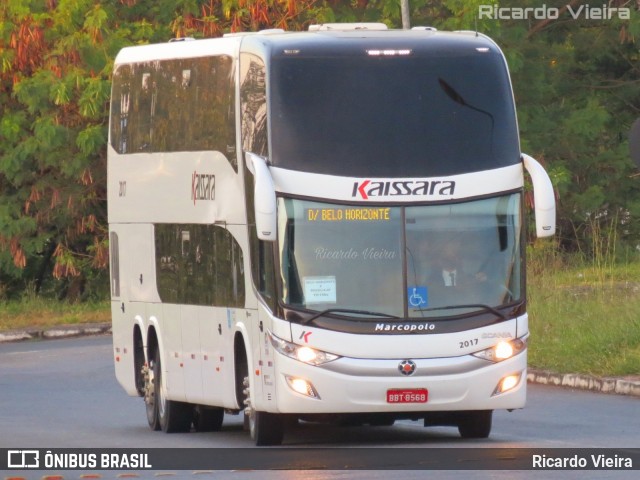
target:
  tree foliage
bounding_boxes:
[489,0,640,253]
[0,0,639,300]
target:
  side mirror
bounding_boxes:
[522,153,556,238]
[630,118,640,168]
[245,152,277,241]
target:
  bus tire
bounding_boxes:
[250,410,285,446]
[193,406,224,432]
[154,349,193,433]
[144,359,160,431]
[457,410,492,439]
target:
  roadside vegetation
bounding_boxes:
[527,238,640,377]
[0,287,109,332]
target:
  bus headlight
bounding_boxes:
[268,332,340,366]
[473,337,527,363]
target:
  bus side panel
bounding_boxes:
[110,223,139,396]
[215,308,250,410]
[127,224,160,303]
[199,307,226,406]
[252,307,279,412]
[159,303,186,402]
[214,225,259,409]
[111,299,138,396]
[183,307,244,409]
[181,305,203,403]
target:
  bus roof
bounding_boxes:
[266,30,502,61]
[114,28,503,65]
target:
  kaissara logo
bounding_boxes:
[191,171,215,205]
[352,179,456,200]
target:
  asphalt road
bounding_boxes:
[1,335,638,479]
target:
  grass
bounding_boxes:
[527,244,640,377]
[2,248,639,378]
[0,297,110,332]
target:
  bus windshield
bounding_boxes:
[277,194,522,319]
[270,52,519,177]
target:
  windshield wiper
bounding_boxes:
[414,304,506,321]
[302,308,400,325]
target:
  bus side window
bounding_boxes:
[155,224,245,307]
[240,54,267,157]
[213,226,245,307]
[250,233,276,312]
[240,53,274,310]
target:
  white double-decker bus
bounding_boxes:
[108,24,555,445]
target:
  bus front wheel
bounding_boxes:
[243,376,284,445]
[457,410,492,439]
[250,410,284,446]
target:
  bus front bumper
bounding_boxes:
[269,351,527,414]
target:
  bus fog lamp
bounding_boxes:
[285,375,320,399]
[493,373,521,395]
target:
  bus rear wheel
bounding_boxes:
[154,349,193,433]
[143,360,160,431]
[193,406,224,432]
[457,410,492,439]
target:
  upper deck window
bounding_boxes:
[110,55,237,170]
[270,50,519,177]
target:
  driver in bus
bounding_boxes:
[410,233,489,288]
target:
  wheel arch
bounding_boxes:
[133,324,145,396]
[233,330,250,410]
[146,324,159,366]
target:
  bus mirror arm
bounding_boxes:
[522,153,556,238]
[246,152,277,242]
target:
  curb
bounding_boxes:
[0,322,112,343]
[1,323,639,398]
[527,369,640,398]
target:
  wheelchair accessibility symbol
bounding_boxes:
[407,286,428,308]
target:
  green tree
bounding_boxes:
[1,0,112,299]
[488,0,640,254]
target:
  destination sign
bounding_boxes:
[307,207,391,222]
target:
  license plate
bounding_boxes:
[386,388,428,404]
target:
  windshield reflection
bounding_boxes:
[278,195,522,320]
